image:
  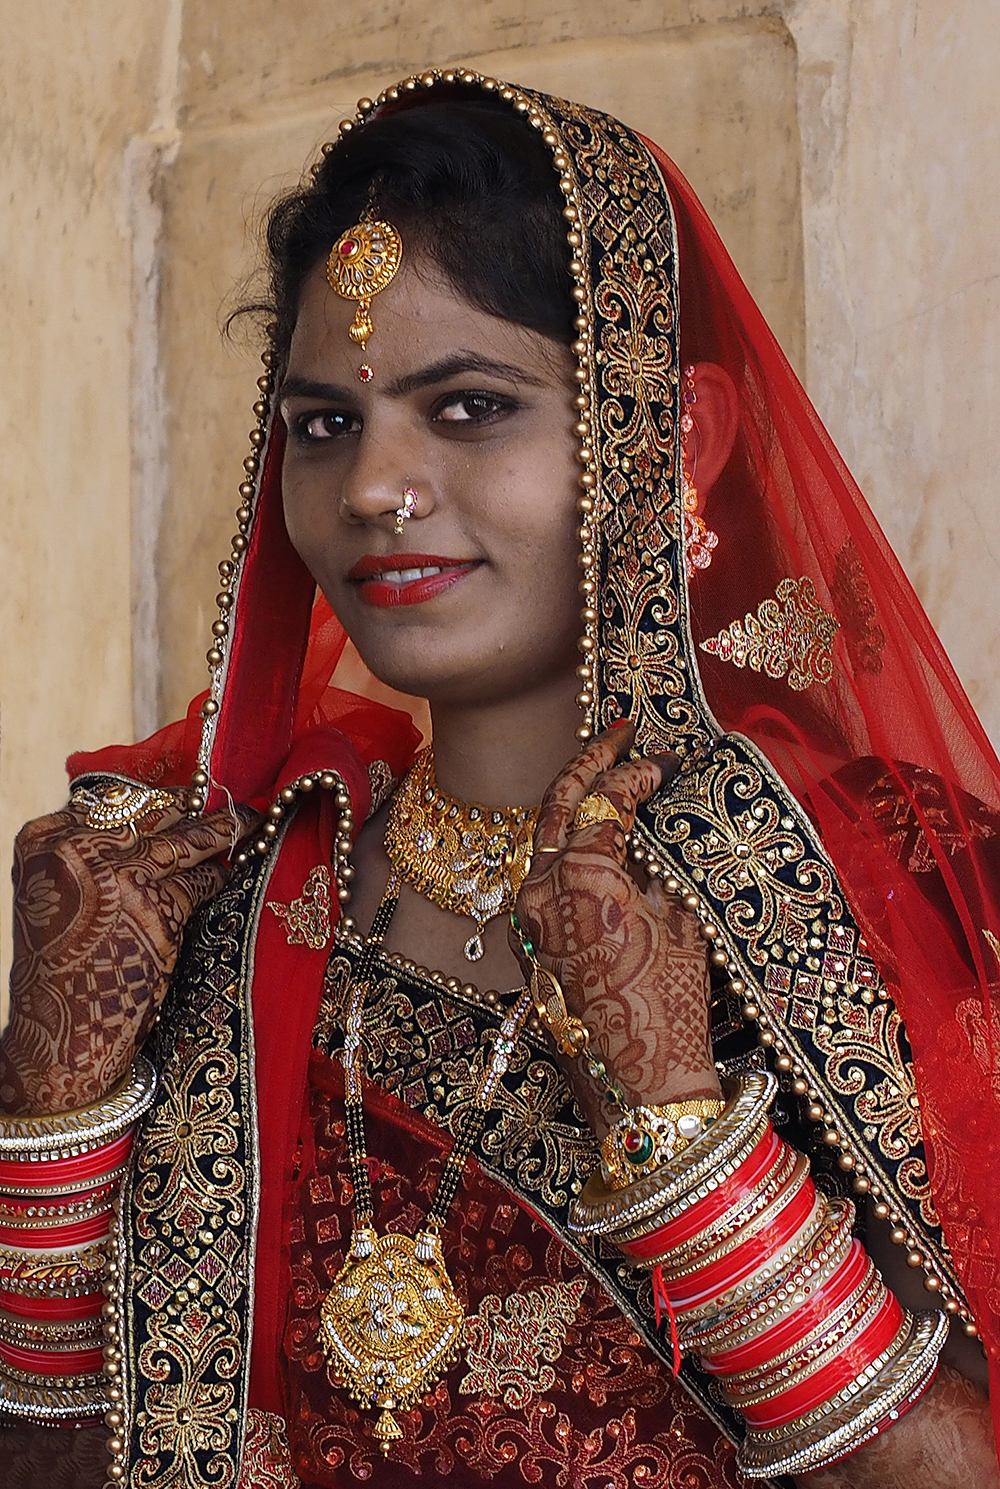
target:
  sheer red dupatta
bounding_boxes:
[646,142,1000,1402]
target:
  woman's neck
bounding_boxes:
[428,670,582,808]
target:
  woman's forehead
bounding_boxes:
[286,255,573,389]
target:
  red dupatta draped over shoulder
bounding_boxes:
[69,73,1000,1450]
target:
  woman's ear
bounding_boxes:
[683,362,740,507]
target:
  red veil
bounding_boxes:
[70,74,1000,1439]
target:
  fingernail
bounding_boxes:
[651,752,680,781]
[609,718,631,730]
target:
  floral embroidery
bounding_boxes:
[268,866,331,950]
[699,576,840,690]
[460,1278,587,1408]
[238,1409,300,1488]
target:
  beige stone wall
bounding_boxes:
[3,0,999,1003]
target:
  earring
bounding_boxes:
[394,485,418,536]
[680,365,718,580]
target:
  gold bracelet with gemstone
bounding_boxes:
[569,1072,775,1243]
[600,1097,726,1186]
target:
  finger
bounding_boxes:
[159,859,231,919]
[564,755,672,858]
[143,804,262,879]
[531,721,634,855]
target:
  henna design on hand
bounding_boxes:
[0,797,260,1115]
[516,725,720,1118]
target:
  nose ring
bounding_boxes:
[394,485,418,536]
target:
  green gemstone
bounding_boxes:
[625,1132,654,1165]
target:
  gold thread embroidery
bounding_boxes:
[831,540,886,675]
[699,576,840,691]
[267,867,332,950]
[238,1408,300,1488]
[367,759,394,812]
[459,1278,587,1408]
[984,928,1000,965]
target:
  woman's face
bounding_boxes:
[280,254,582,707]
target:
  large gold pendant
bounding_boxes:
[318,1226,464,1455]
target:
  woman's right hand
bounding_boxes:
[0,790,260,1116]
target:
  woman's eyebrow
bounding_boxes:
[384,352,545,396]
[278,375,354,404]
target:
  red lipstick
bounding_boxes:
[347,553,481,609]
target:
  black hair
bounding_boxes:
[250,96,574,373]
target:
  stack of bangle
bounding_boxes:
[569,1071,948,1477]
[0,1058,155,1420]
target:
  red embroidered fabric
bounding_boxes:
[282,1049,742,1489]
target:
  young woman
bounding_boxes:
[2,72,998,1488]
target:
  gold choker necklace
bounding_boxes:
[384,749,539,961]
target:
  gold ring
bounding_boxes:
[161,838,182,876]
[532,845,563,855]
[572,793,624,832]
[71,781,177,831]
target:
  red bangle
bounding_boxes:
[0,1287,104,1320]
[622,1126,784,1260]
[0,1338,105,1376]
[741,1293,904,1427]
[705,1241,871,1373]
[0,1211,112,1249]
[666,1183,819,1312]
[0,1130,134,1189]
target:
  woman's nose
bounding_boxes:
[338,435,429,529]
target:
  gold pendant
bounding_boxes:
[318,1226,464,1455]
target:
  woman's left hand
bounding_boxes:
[513,722,721,1124]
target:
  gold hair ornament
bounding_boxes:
[326,219,404,382]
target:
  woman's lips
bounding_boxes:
[347,554,481,609]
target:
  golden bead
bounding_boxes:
[923,1274,941,1291]
[806,1103,824,1122]
[742,1002,760,1021]
[821,1128,840,1146]
[963,1321,979,1337]
[852,1174,870,1193]
[837,1153,855,1170]
[357,97,373,112]
[873,1202,890,1219]
[201,699,219,717]
[906,1250,924,1268]
[889,1227,907,1245]
[759,1028,775,1046]
[776,1054,793,1072]
[575,724,592,742]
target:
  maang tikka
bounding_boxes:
[327,217,404,383]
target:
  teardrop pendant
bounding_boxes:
[464,932,485,961]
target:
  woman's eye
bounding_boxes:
[293,409,359,441]
[434,392,513,423]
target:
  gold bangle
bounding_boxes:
[600,1097,726,1187]
[569,1072,775,1242]
[737,1310,948,1479]
[0,1057,156,1161]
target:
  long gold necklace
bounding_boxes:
[318,876,533,1454]
[384,748,539,961]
